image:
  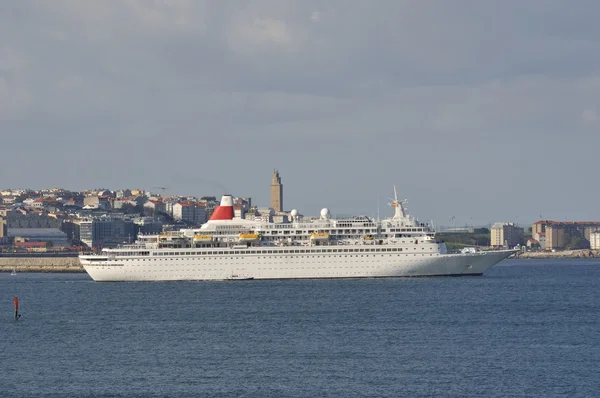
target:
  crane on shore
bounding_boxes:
[152,186,168,196]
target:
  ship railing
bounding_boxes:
[116,244,148,249]
[159,231,184,237]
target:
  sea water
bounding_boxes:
[1,259,599,397]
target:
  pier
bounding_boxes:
[0,256,84,273]
[514,249,600,259]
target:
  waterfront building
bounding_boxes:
[2,210,63,229]
[13,241,48,252]
[545,225,566,251]
[79,217,136,248]
[533,232,546,250]
[0,218,6,238]
[590,232,600,250]
[490,222,524,248]
[7,228,71,246]
[532,220,600,250]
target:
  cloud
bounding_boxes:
[581,107,599,128]
[2,0,600,223]
[0,47,33,120]
[226,15,293,55]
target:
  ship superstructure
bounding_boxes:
[79,187,515,281]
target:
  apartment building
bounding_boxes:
[490,222,524,248]
[79,217,136,248]
[172,202,206,225]
[532,220,600,250]
[144,200,167,215]
[0,218,7,238]
[590,231,600,250]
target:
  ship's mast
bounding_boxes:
[391,185,407,220]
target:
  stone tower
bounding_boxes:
[270,169,283,212]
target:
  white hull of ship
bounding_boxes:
[79,250,515,282]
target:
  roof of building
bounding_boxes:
[14,241,47,248]
[7,228,67,238]
[534,220,600,225]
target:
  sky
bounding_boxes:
[1,0,599,227]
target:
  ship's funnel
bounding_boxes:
[209,194,234,221]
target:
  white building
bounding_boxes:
[172,202,206,225]
[143,200,166,215]
[590,231,600,250]
[491,222,524,248]
[83,196,110,210]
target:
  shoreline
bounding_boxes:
[513,249,600,259]
[0,257,84,273]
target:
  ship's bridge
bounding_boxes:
[333,216,376,228]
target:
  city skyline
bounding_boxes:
[2,1,599,225]
[0,180,589,230]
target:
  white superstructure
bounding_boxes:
[79,187,515,282]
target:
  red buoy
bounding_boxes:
[14,296,20,321]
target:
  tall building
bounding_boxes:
[490,222,524,248]
[590,231,600,250]
[270,169,283,212]
[79,217,136,248]
[0,218,7,238]
[532,220,600,250]
[172,202,206,225]
[545,225,566,251]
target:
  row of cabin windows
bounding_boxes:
[210,228,422,235]
[109,247,418,257]
[131,254,436,261]
[155,247,405,256]
[98,252,439,264]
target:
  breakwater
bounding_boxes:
[0,257,84,273]
[514,249,600,259]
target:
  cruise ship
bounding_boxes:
[79,187,516,282]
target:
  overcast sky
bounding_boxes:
[1,1,599,226]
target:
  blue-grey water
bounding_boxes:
[1,258,599,398]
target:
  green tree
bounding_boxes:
[120,203,142,215]
[566,235,589,250]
